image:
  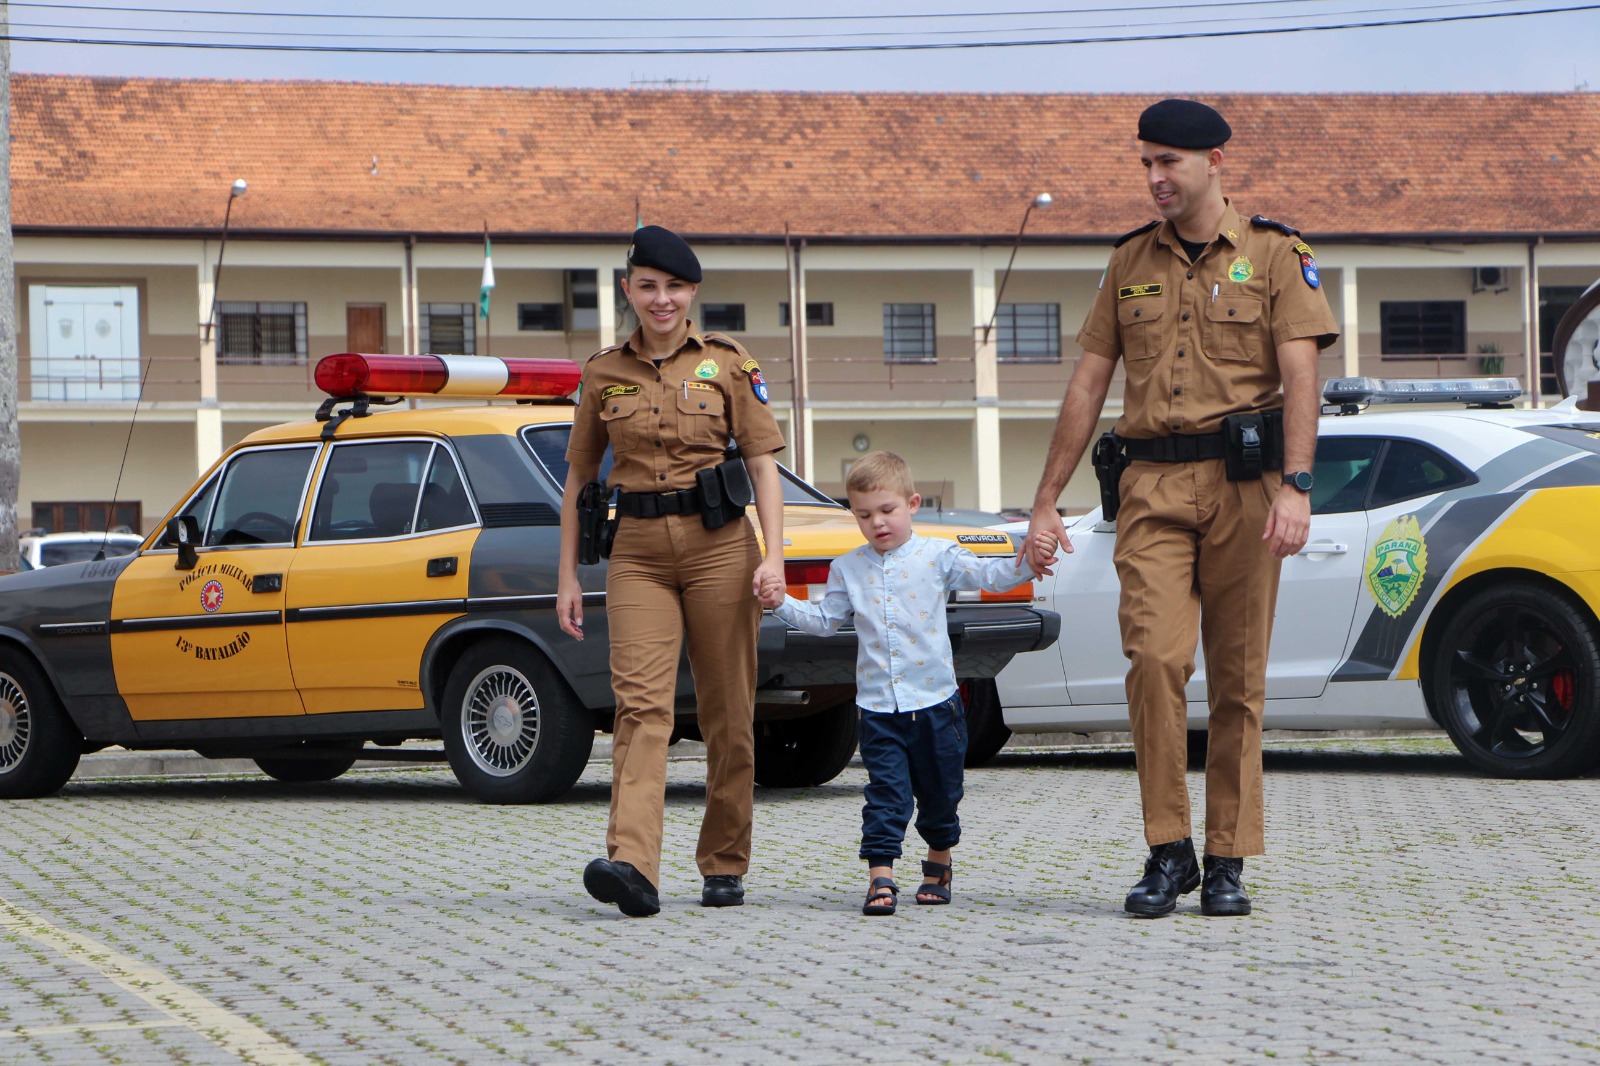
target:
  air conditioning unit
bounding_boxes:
[1472,267,1509,293]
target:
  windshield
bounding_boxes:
[519,423,840,507]
[40,537,141,566]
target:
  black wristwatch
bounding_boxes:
[1282,470,1314,493]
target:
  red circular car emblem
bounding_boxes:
[200,580,225,613]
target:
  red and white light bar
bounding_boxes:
[315,353,581,400]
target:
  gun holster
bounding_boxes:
[1091,431,1130,522]
[697,447,754,530]
[1221,409,1284,482]
[576,481,618,565]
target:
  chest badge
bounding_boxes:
[1366,515,1429,619]
[1295,242,1321,289]
[695,358,719,380]
[1228,256,1254,283]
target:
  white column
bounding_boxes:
[971,260,1002,513]
[1340,265,1360,378]
[1524,242,1541,407]
[196,253,223,473]
[597,263,617,349]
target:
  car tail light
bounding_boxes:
[314,353,581,400]
[784,560,832,603]
[954,585,1037,605]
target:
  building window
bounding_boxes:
[218,302,307,365]
[32,500,143,535]
[997,303,1061,363]
[883,303,937,363]
[1380,301,1465,357]
[779,302,835,327]
[518,303,564,331]
[420,303,476,354]
[701,304,746,332]
[569,269,599,332]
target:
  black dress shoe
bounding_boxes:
[701,874,745,908]
[1200,855,1251,916]
[1124,838,1201,918]
[583,858,661,917]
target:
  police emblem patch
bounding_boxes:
[1295,242,1321,289]
[200,580,225,614]
[695,358,719,379]
[749,367,769,404]
[1228,256,1253,283]
[1366,515,1429,619]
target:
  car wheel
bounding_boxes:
[753,704,858,788]
[440,638,594,803]
[0,653,82,799]
[1428,581,1600,779]
[253,740,363,783]
[960,678,1011,767]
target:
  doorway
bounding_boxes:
[346,304,387,354]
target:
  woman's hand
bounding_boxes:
[753,557,785,608]
[557,575,585,640]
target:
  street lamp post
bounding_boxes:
[971,192,1052,513]
[196,178,246,474]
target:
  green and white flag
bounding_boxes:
[479,234,495,320]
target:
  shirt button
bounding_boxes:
[655,440,662,447]
[1172,423,1181,431]
[654,374,661,383]
[1186,271,1195,280]
[1229,308,1238,317]
[1173,386,1183,395]
[658,473,666,481]
[1178,349,1186,357]
[611,406,618,413]
[1181,312,1190,321]
[652,407,660,413]
[1133,309,1142,317]
[699,402,707,410]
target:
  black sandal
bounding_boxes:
[916,860,953,905]
[862,876,898,916]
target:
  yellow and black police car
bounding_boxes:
[0,354,1057,802]
[1000,377,1600,779]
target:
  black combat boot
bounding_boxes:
[1200,855,1251,916]
[1123,838,1201,917]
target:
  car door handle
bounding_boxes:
[252,573,283,593]
[1295,542,1348,556]
[427,557,458,578]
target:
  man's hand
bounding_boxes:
[1262,485,1311,559]
[1022,504,1071,576]
[556,576,584,640]
[753,557,785,608]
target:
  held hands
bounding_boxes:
[1262,484,1311,559]
[1021,504,1071,577]
[753,558,786,609]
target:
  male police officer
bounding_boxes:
[1025,99,1338,916]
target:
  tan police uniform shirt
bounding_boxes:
[1075,201,1340,438]
[566,323,786,492]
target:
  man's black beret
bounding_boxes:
[1137,98,1232,150]
[626,225,702,283]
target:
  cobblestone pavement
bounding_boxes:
[3,737,1599,1066]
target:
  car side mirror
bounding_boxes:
[167,515,200,571]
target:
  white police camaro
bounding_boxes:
[996,377,1600,779]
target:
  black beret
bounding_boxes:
[1137,98,1232,150]
[626,225,702,283]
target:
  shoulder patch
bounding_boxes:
[1113,220,1161,248]
[1250,214,1301,238]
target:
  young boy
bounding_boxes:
[757,451,1052,915]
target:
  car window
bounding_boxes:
[40,538,141,566]
[308,440,434,541]
[1312,436,1382,514]
[206,446,318,547]
[416,447,478,532]
[1370,438,1473,508]
[519,423,841,507]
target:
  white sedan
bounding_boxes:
[992,378,1600,779]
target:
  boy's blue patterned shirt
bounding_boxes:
[773,533,1034,713]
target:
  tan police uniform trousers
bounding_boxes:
[604,511,761,888]
[1114,457,1281,859]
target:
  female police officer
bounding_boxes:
[557,225,786,917]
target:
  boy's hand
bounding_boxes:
[1021,506,1068,576]
[1028,530,1060,572]
[754,565,786,609]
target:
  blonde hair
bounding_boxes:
[846,450,916,499]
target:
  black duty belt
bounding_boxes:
[1119,430,1228,463]
[616,487,703,518]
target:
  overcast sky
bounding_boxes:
[6,1,1599,95]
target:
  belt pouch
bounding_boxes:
[1222,412,1265,482]
[716,454,754,509]
[696,467,728,529]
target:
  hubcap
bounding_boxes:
[1447,603,1579,762]
[0,673,31,773]
[462,664,540,777]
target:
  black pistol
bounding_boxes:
[1091,431,1128,522]
[576,480,608,565]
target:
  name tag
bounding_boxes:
[600,384,640,400]
[1118,284,1163,300]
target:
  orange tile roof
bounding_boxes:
[11,74,1600,243]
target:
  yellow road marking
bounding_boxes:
[0,897,313,1065]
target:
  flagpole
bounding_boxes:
[480,221,494,357]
